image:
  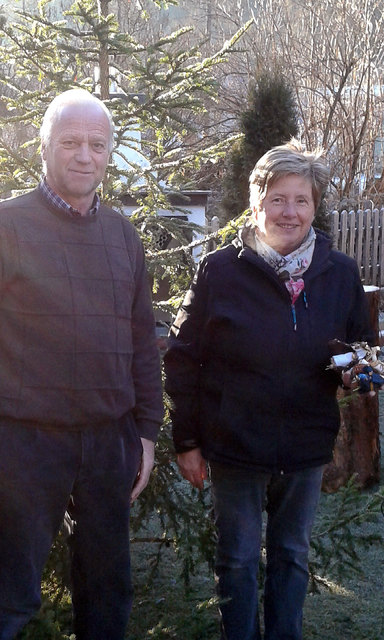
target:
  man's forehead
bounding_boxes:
[54,102,110,130]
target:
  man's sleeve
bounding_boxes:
[164,257,209,453]
[131,236,164,442]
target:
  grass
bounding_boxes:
[19,482,384,640]
[302,493,384,640]
[18,393,384,639]
[127,540,219,639]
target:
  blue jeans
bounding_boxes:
[0,416,142,640]
[210,463,324,640]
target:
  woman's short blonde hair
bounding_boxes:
[249,138,330,211]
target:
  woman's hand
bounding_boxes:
[177,447,208,490]
[341,368,354,390]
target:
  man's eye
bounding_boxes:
[62,141,76,148]
[93,142,106,151]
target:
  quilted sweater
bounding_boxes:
[0,189,163,439]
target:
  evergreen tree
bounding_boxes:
[0,0,253,614]
[0,0,252,296]
[220,71,298,224]
[0,5,377,638]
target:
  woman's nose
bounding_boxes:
[282,202,296,216]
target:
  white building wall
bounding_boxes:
[122,199,208,263]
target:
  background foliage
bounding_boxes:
[219,70,298,223]
[0,0,247,628]
[2,0,384,638]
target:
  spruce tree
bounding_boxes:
[0,0,253,610]
[0,0,253,300]
[220,71,298,224]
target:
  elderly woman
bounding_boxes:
[164,139,373,640]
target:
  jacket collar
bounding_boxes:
[235,226,334,281]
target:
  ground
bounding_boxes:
[129,393,384,640]
[301,391,384,640]
[19,393,384,639]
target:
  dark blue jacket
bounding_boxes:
[164,230,374,473]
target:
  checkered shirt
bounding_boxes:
[39,177,100,217]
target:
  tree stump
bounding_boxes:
[322,286,381,492]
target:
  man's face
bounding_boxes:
[42,102,111,213]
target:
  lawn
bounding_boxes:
[18,394,384,639]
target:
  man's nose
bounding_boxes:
[75,143,91,162]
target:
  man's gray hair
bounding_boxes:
[40,88,115,153]
[249,138,330,211]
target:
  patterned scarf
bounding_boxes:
[240,221,316,305]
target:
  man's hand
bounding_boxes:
[177,447,207,490]
[131,437,155,503]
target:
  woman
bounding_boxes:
[164,139,373,640]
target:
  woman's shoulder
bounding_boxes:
[315,229,358,269]
[328,248,358,267]
[203,242,240,266]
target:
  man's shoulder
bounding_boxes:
[99,202,133,221]
[0,189,40,216]
[99,202,127,218]
[99,204,141,238]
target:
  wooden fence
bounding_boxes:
[330,208,384,287]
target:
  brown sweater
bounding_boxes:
[0,188,163,440]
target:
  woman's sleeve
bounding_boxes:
[346,262,376,345]
[164,257,209,453]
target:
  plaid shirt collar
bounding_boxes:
[39,177,100,217]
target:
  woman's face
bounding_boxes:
[253,174,316,256]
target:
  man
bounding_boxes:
[0,89,163,639]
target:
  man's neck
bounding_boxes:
[40,177,99,217]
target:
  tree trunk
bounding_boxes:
[322,287,381,492]
[98,0,111,101]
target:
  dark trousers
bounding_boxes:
[0,415,142,640]
[210,463,324,640]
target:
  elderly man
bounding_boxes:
[0,89,163,639]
